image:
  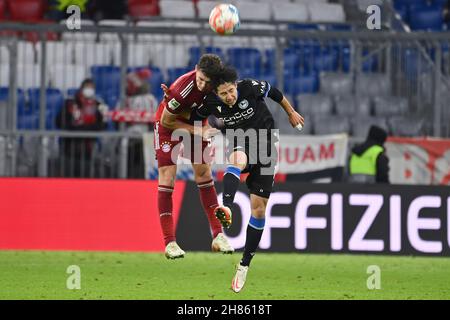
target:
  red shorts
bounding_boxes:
[153,121,213,168]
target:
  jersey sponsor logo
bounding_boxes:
[218,107,254,125]
[238,99,249,109]
[168,98,181,111]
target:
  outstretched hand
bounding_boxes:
[289,111,305,130]
[161,84,169,99]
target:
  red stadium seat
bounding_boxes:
[8,0,45,22]
[128,0,160,18]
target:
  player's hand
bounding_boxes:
[202,126,221,140]
[289,111,304,129]
[161,84,170,100]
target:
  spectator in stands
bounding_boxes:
[124,68,159,178]
[47,0,91,21]
[348,125,390,184]
[89,0,126,20]
[56,78,107,178]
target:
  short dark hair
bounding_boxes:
[197,54,223,79]
[212,66,238,91]
[80,78,94,88]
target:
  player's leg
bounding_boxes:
[158,165,185,259]
[231,193,268,293]
[214,150,248,228]
[154,121,184,259]
[192,163,234,253]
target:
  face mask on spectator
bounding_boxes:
[82,87,95,99]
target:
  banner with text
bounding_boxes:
[385,137,450,185]
[143,132,348,180]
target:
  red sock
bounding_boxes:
[198,180,223,238]
[158,185,176,246]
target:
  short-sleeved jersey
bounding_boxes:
[197,79,276,131]
[155,70,207,125]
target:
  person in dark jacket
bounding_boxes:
[349,125,390,183]
[56,78,106,177]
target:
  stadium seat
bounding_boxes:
[402,48,432,77]
[188,46,225,68]
[351,116,388,138]
[172,21,201,44]
[167,67,191,86]
[128,0,160,19]
[241,23,278,52]
[159,0,196,18]
[0,64,9,87]
[197,0,221,19]
[98,20,131,42]
[22,20,59,43]
[409,5,444,31]
[36,41,74,65]
[61,19,97,42]
[66,88,78,98]
[74,42,113,68]
[388,116,424,136]
[308,3,346,23]
[49,64,86,93]
[373,96,409,116]
[27,88,64,130]
[226,48,263,79]
[0,0,5,19]
[236,1,272,21]
[313,114,351,135]
[319,73,353,95]
[135,20,174,43]
[124,43,152,67]
[8,0,45,22]
[355,73,391,96]
[335,95,371,116]
[272,2,308,22]
[148,43,191,70]
[0,88,26,123]
[17,64,43,89]
[283,72,319,96]
[18,41,35,65]
[91,65,121,101]
[296,94,333,116]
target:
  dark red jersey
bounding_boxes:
[155,70,207,125]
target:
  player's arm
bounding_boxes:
[263,82,305,130]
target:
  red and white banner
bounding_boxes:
[385,137,450,185]
[143,132,348,179]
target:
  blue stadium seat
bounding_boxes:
[188,47,225,68]
[283,72,319,97]
[226,48,262,79]
[409,5,444,30]
[91,65,121,101]
[342,48,379,72]
[167,66,191,86]
[66,88,78,98]
[27,88,64,130]
[0,87,30,130]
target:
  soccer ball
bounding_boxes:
[209,4,240,35]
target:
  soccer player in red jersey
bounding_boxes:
[154,54,234,259]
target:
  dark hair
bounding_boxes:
[212,66,238,91]
[80,78,94,89]
[367,125,388,144]
[197,54,223,79]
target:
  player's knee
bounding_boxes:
[158,166,176,187]
[228,151,247,170]
[193,165,212,181]
[251,201,267,218]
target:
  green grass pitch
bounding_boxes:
[0,250,449,300]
